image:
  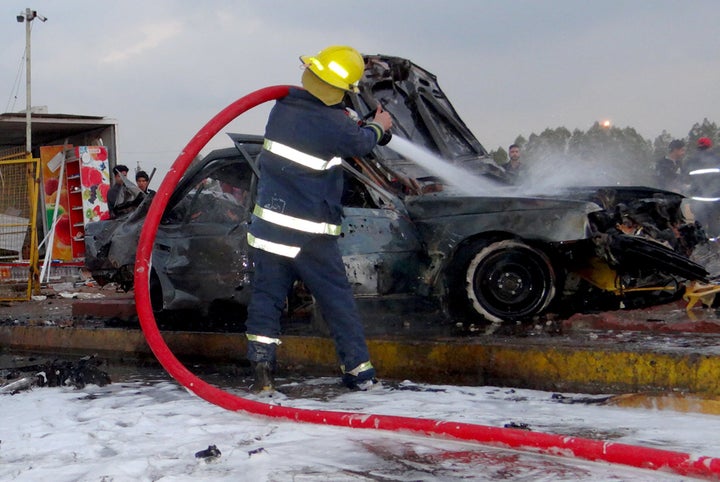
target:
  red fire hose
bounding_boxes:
[134,85,720,480]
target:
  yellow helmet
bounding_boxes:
[300,45,365,92]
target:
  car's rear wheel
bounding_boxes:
[452,239,557,322]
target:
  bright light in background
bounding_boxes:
[601,119,612,128]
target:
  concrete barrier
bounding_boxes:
[3,325,720,398]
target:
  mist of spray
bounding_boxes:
[518,153,657,195]
[387,136,659,197]
[386,136,505,195]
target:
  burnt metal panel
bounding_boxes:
[340,207,424,296]
[407,195,598,251]
[156,223,252,310]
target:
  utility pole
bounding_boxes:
[16,8,47,154]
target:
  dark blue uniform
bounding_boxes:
[687,149,720,236]
[246,87,383,386]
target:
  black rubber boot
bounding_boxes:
[251,361,275,393]
[351,377,379,391]
[342,362,378,391]
[342,373,379,391]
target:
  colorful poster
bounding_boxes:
[40,145,111,261]
[40,145,73,261]
[78,146,111,222]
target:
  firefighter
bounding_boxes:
[687,137,717,173]
[245,45,392,393]
[687,137,720,237]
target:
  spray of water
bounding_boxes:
[387,136,659,198]
[386,136,505,195]
[519,152,657,195]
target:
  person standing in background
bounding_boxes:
[654,139,686,192]
[505,144,524,183]
[686,137,720,237]
[135,170,155,195]
[107,165,142,218]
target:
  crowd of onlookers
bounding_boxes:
[106,165,155,219]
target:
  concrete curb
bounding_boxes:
[3,325,720,397]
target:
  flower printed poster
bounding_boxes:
[78,146,111,222]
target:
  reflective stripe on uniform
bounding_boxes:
[246,333,282,345]
[263,139,342,171]
[342,361,374,376]
[691,196,720,202]
[247,233,301,258]
[365,121,384,142]
[253,205,341,236]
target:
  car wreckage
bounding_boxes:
[85,54,715,325]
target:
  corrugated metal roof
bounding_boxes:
[0,112,117,151]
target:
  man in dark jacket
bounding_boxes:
[245,45,392,393]
[504,144,524,184]
[107,165,143,218]
[135,170,155,195]
[654,139,686,193]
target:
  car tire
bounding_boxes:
[456,239,556,322]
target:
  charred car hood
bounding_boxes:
[406,193,601,220]
[406,193,598,242]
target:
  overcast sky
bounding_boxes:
[2,0,719,180]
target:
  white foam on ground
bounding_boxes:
[0,376,716,481]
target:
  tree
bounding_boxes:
[491,146,508,165]
[510,119,718,191]
[520,123,653,188]
[652,130,675,161]
[524,127,572,163]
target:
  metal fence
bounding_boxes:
[0,147,40,301]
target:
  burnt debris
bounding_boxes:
[0,355,111,394]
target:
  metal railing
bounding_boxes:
[0,148,40,300]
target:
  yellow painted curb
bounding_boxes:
[2,326,720,400]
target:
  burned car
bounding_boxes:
[85,55,710,324]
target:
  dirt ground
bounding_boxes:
[0,281,133,326]
[4,278,720,339]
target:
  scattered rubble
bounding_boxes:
[195,444,222,462]
[0,355,111,394]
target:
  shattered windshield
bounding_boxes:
[166,163,252,225]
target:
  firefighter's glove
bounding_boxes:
[378,130,392,146]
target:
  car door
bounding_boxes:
[154,159,254,310]
[338,173,424,297]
